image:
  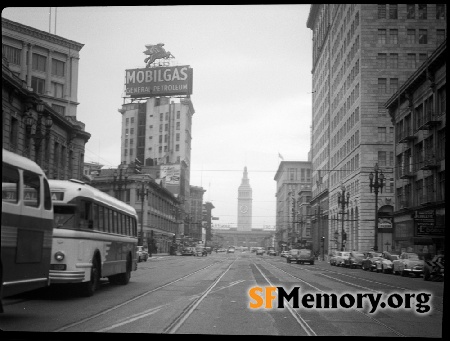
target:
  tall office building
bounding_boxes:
[307,4,446,253]
[274,161,312,250]
[118,96,195,199]
[237,167,252,231]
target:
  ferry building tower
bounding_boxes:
[237,167,252,231]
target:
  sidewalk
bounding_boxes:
[148,253,170,257]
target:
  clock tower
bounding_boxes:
[237,166,252,231]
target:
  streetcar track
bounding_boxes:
[163,259,238,334]
[95,279,246,332]
[260,258,407,337]
[53,261,224,332]
[253,262,317,336]
[96,281,246,332]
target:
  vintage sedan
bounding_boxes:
[136,246,149,262]
[194,246,207,256]
[181,247,195,256]
[343,251,365,268]
[335,251,351,267]
[293,249,315,265]
[375,251,400,273]
[256,248,265,256]
[361,252,383,271]
[329,251,339,266]
[286,249,301,263]
[280,251,290,258]
[392,252,424,277]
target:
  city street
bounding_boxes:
[1,251,443,336]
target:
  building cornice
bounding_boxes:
[2,17,84,52]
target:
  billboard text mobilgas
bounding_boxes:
[124,65,193,98]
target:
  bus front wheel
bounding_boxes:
[81,257,100,297]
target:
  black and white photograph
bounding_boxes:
[1,5,446,337]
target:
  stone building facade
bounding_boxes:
[2,18,90,179]
[386,39,446,255]
[307,4,446,253]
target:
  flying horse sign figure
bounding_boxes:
[143,43,174,67]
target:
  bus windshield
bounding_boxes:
[54,205,76,229]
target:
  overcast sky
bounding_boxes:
[2,5,313,229]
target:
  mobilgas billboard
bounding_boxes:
[124,65,192,98]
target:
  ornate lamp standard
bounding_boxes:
[24,102,53,165]
[337,184,350,251]
[369,163,384,252]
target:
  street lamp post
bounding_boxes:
[369,163,384,252]
[137,181,149,247]
[337,184,350,251]
[334,230,339,251]
[24,102,53,165]
[290,193,296,248]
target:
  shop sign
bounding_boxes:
[378,217,392,229]
[416,224,444,236]
[414,210,440,236]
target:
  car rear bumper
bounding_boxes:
[404,268,423,274]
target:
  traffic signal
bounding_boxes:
[134,158,142,174]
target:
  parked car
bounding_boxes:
[280,251,289,258]
[423,253,444,281]
[335,251,351,267]
[181,247,195,256]
[375,251,400,273]
[227,247,236,253]
[217,248,226,253]
[392,252,424,277]
[344,251,365,268]
[136,246,149,262]
[329,251,339,266]
[293,249,315,265]
[286,249,301,263]
[256,248,265,256]
[194,246,207,256]
[361,252,383,271]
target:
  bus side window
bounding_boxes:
[98,205,104,231]
[43,178,52,210]
[2,163,20,204]
[92,203,99,230]
[125,216,130,236]
[79,200,93,229]
[23,170,40,207]
[113,210,118,233]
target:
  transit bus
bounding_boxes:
[1,149,54,312]
[48,179,138,296]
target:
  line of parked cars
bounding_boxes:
[329,250,430,278]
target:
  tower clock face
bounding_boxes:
[240,205,248,213]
